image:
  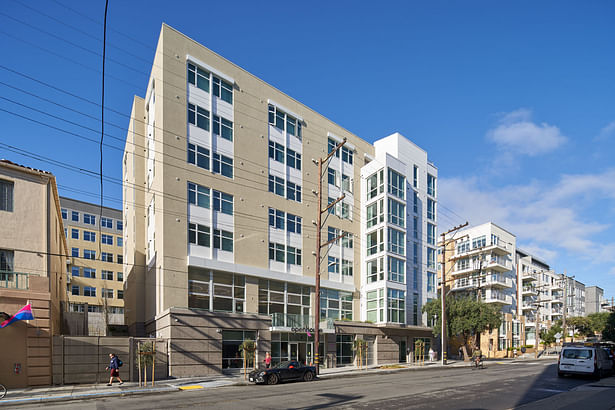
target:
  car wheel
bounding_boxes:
[267,374,279,385]
[303,371,314,382]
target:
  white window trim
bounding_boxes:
[186,55,235,85]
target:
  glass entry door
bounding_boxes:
[289,343,299,361]
[399,340,407,363]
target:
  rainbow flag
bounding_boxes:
[0,304,34,328]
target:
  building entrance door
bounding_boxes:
[399,340,407,363]
[289,343,299,361]
[298,342,313,365]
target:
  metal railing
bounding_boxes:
[270,313,336,330]
[0,271,29,290]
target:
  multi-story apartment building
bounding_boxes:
[0,160,68,388]
[586,286,607,315]
[441,222,523,356]
[60,197,124,335]
[516,249,561,346]
[123,24,436,376]
[564,277,585,318]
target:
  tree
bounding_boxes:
[423,295,502,350]
[540,322,562,345]
[566,316,592,337]
[602,312,615,342]
[588,312,610,335]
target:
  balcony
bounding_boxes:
[522,286,538,295]
[270,313,335,331]
[0,271,29,290]
[483,276,513,288]
[522,272,538,282]
[450,241,511,260]
[485,256,511,272]
[483,293,512,305]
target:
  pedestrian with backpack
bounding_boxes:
[106,353,124,386]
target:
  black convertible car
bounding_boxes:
[249,360,316,385]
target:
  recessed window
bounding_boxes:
[117,221,123,231]
[101,270,113,280]
[117,290,124,300]
[188,103,210,131]
[189,223,210,247]
[72,247,79,257]
[268,105,301,138]
[101,252,113,263]
[83,268,96,278]
[188,143,210,170]
[83,213,96,225]
[101,217,113,228]
[71,229,79,239]
[71,267,80,277]
[83,249,96,260]
[71,285,80,296]
[213,115,233,141]
[0,249,14,271]
[61,208,67,219]
[213,153,233,178]
[213,76,233,104]
[268,175,285,197]
[71,211,79,222]
[213,229,233,252]
[0,180,14,212]
[187,62,210,93]
[286,149,301,171]
[117,272,123,281]
[117,254,123,265]
[83,286,96,297]
[83,231,96,242]
[188,182,210,209]
[328,256,339,274]
[212,190,233,215]
[117,237,123,247]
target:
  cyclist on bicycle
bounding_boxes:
[472,348,483,366]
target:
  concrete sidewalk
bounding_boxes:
[0,356,551,406]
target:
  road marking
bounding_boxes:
[179,385,204,390]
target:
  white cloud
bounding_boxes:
[486,108,567,156]
[596,121,615,141]
[438,169,615,265]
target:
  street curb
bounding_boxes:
[225,363,473,386]
[0,385,179,406]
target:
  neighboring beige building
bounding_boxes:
[0,160,68,388]
[123,24,437,377]
[60,197,124,335]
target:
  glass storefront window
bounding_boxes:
[222,330,256,369]
[188,269,245,313]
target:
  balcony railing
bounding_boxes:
[0,271,29,290]
[270,313,335,330]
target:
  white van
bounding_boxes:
[558,344,613,379]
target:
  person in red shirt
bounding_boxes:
[264,352,272,369]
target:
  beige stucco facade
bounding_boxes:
[0,160,68,387]
[123,24,435,376]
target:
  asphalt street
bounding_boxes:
[12,360,615,409]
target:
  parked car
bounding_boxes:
[558,344,613,379]
[249,360,316,385]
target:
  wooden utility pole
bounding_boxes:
[440,222,468,365]
[314,138,347,375]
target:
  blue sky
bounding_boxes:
[1,1,614,299]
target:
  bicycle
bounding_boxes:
[0,383,6,399]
